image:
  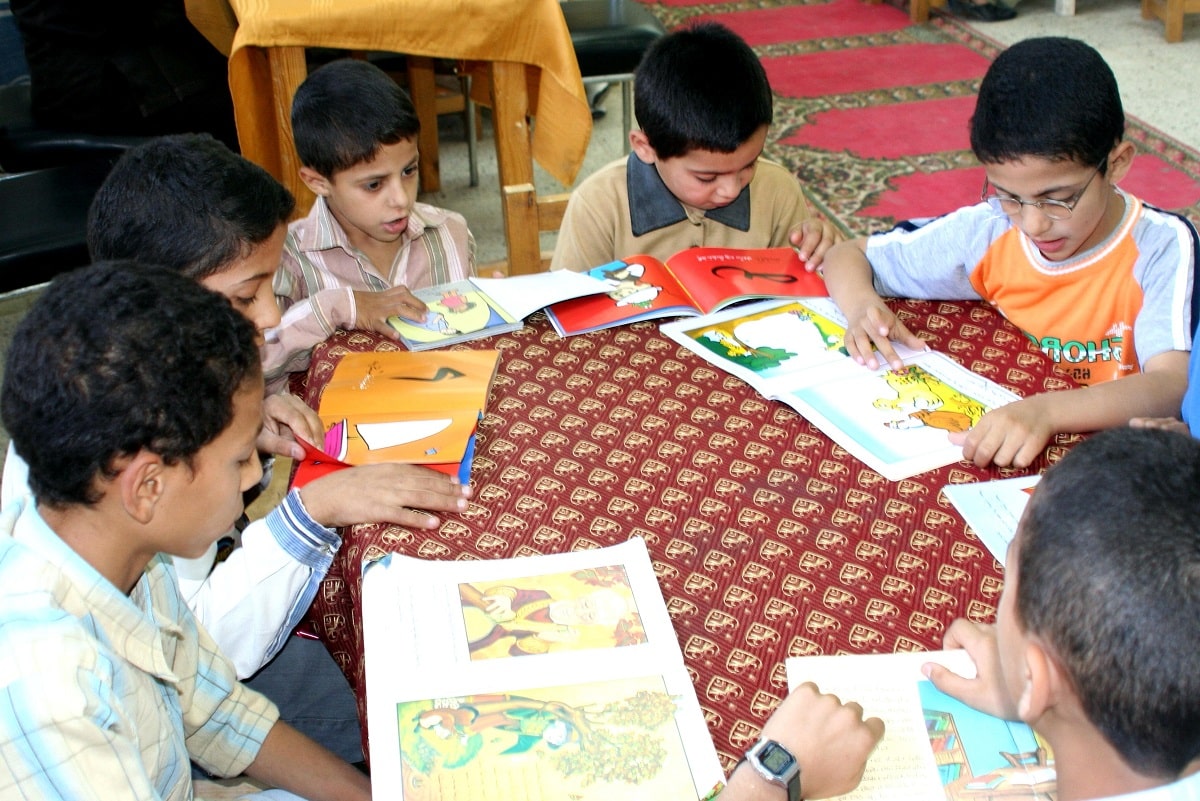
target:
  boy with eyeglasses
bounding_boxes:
[819,37,1198,470]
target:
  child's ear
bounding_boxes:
[1105,141,1136,185]
[299,166,333,197]
[1016,639,1056,724]
[117,451,169,525]
[629,130,657,165]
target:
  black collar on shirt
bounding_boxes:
[626,152,752,236]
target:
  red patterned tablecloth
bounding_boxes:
[293,299,1079,769]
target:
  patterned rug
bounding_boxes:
[639,0,1200,236]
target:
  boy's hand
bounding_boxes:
[923,619,1020,721]
[724,682,884,800]
[841,300,926,371]
[788,219,844,271]
[298,462,472,529]
[1129,416,1190,434]
[948,395,1054,469]
[353,285,429,339]
[260,393,324,460]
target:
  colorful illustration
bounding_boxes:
[390,282,517,346]
[685,300,848,376]
[397,678,692,799]
[919,681,1056,801]
[459,565,644,660]
[594,260,664,308]
[876,365,989,434]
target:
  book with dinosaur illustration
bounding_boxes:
[387,271,613,350]
[544,246,829,337]
[660,298,1020,481]
[290,349,501,487]
[787,650,1056,801]
[361,537,724,800]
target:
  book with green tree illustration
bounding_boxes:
[544,246,829,337]
[361,537,724,800]
[787,650,1056,801]
[660,298,1020,481]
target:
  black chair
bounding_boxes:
[559,0,666,152]
[0,83,145,292]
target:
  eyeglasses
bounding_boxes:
[980,161,1105,221]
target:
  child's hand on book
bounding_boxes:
[923,619,1022,722]
[298,462,472,529]
[949,395,1055,469]
[789,219,844,272]
[354,285,429,339]
[841,300,927,371]
[724,682,884,800]
[260,392,325,460]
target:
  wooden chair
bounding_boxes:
[1141,0,1199,42]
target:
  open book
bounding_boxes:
[660,299,1020,481]
[291,349,500,487]
[361,537,725,800]
[545,246,829,337]
[942,475,1041,566]
[787,650,1056,801]
[387,271,612,350]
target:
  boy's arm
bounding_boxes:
[719,682,885,800]
[244,720,371,800]
[951,349,1189,469]
[820,237,927,369]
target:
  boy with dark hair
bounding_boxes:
[265,58,476,391]
[549,21,841,274]
[926,426,1200,800]
[821,37,1196,470]
[0,263,370,800]
[2,133,473,761]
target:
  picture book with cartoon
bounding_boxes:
[361,538,723,800]
[788,650,1056,801]
[388,272,612,350]
[661,299,1020,481]
[544,246,829,337]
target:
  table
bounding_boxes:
[185,0,593,274]
[293,301,1080,770]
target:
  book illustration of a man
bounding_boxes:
[595,261,662,308]
[396,287,508,343]
[460,582,632,658]
[876,365,988,434]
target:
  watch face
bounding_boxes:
[758,741,797,776]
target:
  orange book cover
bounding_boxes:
[292,350,500,488]
[545,246,828,337]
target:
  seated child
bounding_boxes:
[1,133,473,761]
[264,58,476,390]
[925,427,1200,801]
[549,21,841,274]
[0,262,371,800]
[821,37,1196,470]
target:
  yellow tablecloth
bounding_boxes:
[186,0,592,187]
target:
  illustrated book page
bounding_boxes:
[942,475,1041,566]
[660,299,1020,481]
[303,349,500,483]
[786,650,1056,801]
[361,537,725,801]
[388,272,612,350]
[545,246,829,337]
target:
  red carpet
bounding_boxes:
[639,0,1200,235]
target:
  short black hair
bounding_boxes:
[1,262,262,508]
[291,58,421,177]
[633,22,773,160]
[87,134,295,282]
[1017,427,1200,776]
[970,37,1124,171]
